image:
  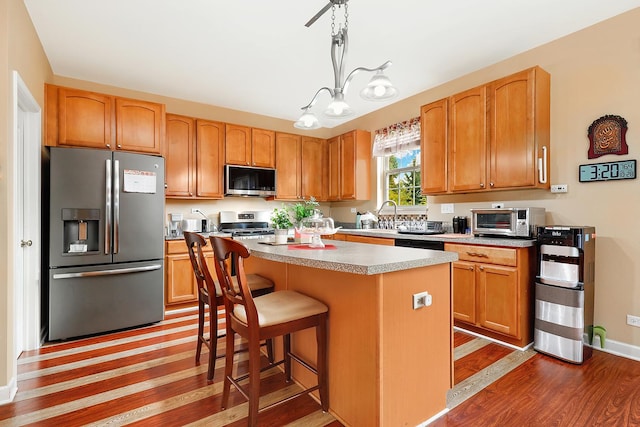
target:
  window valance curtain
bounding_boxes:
[372,117,421,157]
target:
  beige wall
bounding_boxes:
[0,0,52,393]
[0,0,11,393]
[3,3,640,394]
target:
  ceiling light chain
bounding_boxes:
[294,1,398,130]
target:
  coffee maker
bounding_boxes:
[534,226,596,363]
[168,213,183,237]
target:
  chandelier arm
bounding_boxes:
[300,86,335,111]
[341,60,393,93]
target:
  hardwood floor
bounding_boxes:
[439,337,640,426]
[2,310,639,426]
[1,309,341,426]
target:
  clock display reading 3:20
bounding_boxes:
[579,159,636,182]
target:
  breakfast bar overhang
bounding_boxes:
[242,239,458,426]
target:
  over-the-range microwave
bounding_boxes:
[225,165,276,197]
[470,207,546,238]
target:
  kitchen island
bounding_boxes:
[241,240,458,427]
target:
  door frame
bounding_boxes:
[12,71,42,354]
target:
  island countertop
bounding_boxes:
[242,239,458,275]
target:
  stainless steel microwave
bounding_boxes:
[224,165,276,197]
[470,207,545,238]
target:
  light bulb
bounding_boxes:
[373,85,386,97]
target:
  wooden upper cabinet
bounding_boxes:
[275,132,302,200]
[225,124,252,165]
[448,85,488,192]
[165,114,195,197]
[421,66,550,195]
[46,84,164,155]
[115,98,164,154]
[420,98,448,195]
[56,87,113,149]
[301,136,327,201]
[165,116,224,200]
[251,128,276,168]
[488,66,551,190]
[327,130,371,201]
[225,125,275,168]
[196,120,225,198]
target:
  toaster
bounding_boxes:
[181,219,201,232]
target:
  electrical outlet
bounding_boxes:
[627,314,640,327]
[551,184,568,193]
[191,208,199,213]
[441,203,454,214]
[492,203,504,208]
[412,291,432,310]
[350,208,357,213]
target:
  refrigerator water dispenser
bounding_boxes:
[62,208,100,254]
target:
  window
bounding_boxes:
[383,149,426,206]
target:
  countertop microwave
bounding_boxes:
[225,165,276,197]
[470,207,546,238]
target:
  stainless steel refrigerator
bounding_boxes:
[45,146,165,340]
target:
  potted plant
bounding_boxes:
[290,197,320,223]
[290,197,319,243]
[271,205,293,244]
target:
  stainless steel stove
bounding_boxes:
[219,210,274,241]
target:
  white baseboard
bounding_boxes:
[590,335,640,362]
[0,376,17,405]
[419,407,449,426]
[453,326,532,351]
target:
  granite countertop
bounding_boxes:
[337,229,536,248]
[165,232,232,241]
[242,239,458,275]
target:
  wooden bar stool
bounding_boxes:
[209,235,329,427]
[183,231,274,382]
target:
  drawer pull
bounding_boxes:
[466,251,488,258]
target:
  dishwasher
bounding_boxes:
[394,238,444,251]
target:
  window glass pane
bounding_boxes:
[384,149,426,207]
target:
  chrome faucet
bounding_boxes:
[377,200,398,229]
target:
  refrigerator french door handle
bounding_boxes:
[114,159,120,254]
[105,159,112,254]
[52,264,162,279]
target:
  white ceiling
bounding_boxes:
[24,0,640,128]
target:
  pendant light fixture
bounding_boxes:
[294,0,397,130]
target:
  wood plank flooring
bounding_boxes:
[2,309,639,426]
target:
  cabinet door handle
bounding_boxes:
[490,182,494,187]
[468,266,474,271]
[479,266,485,271]
[538,146,548,184]
[480,183,485,188]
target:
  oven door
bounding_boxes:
[471,209,517,237]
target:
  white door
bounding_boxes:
[13,71,42,357]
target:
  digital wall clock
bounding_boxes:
[579,159,636,182]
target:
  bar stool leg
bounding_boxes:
[317,313,329,411]
[283,334,292,382]
[196,299,205,363]
[221,328,235,410]
[206,302,218,382]
[247,338,262,427]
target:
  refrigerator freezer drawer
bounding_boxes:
[48,261,164,340]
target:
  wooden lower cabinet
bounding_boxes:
[165,240,209,307]
[445,242,534,347]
